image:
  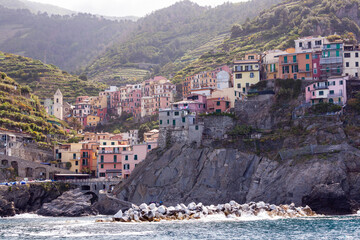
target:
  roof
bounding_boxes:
[54,89,62,96]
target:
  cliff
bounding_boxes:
[114,86,360,215]
[0,182,72,217]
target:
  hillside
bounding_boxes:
[84,0,283,85]
[0,6,135,72]
[0,0,75,15]
[0,72,67,141]
[173,0,360,81]
[0,51,105,102]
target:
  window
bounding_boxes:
[307,87,310,92]
[173,119,176,126]
[235,74,242,79]
[336,51,340,57]
[167,112,170,116]
[114,164,116,169]
[174,111,179,116]
[293,55,297,62]
[319,91,324,96]
[336,44,341,49]
[356,52,359,58]
[314,69,317,74]
[125,155,128,160]
[356,73,359,77]
[195,125,199,130]
[111,142,115,145]
[294,74,297,80]
[346,62,350,67]
[284,56,288,63]
[124,164,130,170]
[299,42,302,48]
[330,90,334,95]
[114,155,117,162]
[75,161,78,166]
[134,155,138,160]
[250,73,254,78]
[101,164,104,169]
[356,62,359,67]
[344,53,351,58]
[103,142,107,145]
[135,164,138,168]
[123,147,126,151]
[160,120,163,125]
[100,155,104,162]
[167,119,169,124]
[182,117,185,123]
[340,80,343,85]
[306,64,310,71]
[100,173,105,177]
[306,54,309,60]
[217,101,220,106]
[73,153,76,159]
[315,40,322,45]
[312,92,315,96]
[148,145,151,150]
[237,83,241,89]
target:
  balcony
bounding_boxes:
[322,45,342,50]
[281,60,297,65]
[99,150,121,154]
[298,69,312,73]
[320,57,342,65]
[314,85,328,90]
[328,93,343,98]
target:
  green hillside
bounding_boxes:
[0,51,105,102]
[0,6,135,72]
[0,72,67,141]
[173,0,360,82]
[84,0,283,85]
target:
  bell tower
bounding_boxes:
[53,89,63,120]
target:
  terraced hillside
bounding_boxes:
[84,0,283,85]
[0,72,67,141]
[173,0,360,82]
[0,51,106,102]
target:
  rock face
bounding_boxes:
[0,182,71,217]
[114,142,360,215]
[93,194,132,215]
[38,189,98,217]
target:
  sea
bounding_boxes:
[0,214,360,239]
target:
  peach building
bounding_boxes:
[278,52,313,80]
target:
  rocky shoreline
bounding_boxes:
[110,201,316,223]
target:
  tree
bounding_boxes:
[68,117,82,132]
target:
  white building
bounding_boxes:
[295,36,328,53]
[53,89,63,120]
[343,43,360,78]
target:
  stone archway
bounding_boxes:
[10,161,18,176]
[34,167,46,179]
[1,160,9,167]
[25,167,33,178]
[84,192,98,204]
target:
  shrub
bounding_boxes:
[309,102,342,114]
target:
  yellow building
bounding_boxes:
[54,143,83,173]
[87,115,100,127]
[233,60,261,94]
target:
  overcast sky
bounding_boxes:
[31,0,246,17]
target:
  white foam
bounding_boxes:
[7,213,46,219]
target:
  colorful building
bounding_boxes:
[233,60,261,94]
[54,143,83,173]
[80,141,99,176]
[305,76,348,105]
[278,52,313,80]
[343,43,360,78]
[320,40,344,79]
[86,115,100,127]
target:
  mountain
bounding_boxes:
[0,72,67,141]
[84,0,283,85]
[0,6,135,72]
[0,51,105,102]
[0,0,75,16]
[173,0,360,81]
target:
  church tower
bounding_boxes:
[53,89,63,120]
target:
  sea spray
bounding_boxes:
[108,201,316,223]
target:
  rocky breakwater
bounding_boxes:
[111,201,316,223]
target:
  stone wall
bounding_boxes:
[9,142,53,163]
[158,124,204,148]
[235,94,275,130]
[0,155,72,181]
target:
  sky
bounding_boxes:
[30,0,246,17]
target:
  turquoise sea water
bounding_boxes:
[1,214,360,239]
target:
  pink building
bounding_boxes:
[97,139,130,178]
[121,89,142,117]
[312,51,322,81]
[305,76,348,105]
[206,97,231,113]
[172,94,207,113]
[122,142,158,179]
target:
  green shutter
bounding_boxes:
[306,64,310,71]
[293,55,296,62]
[284,56,287,63]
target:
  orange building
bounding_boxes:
[278,51,313,80]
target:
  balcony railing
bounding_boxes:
[314,85,328,90]
[281,60,297,65]
[99,150,120,154]
[328,93,343,98]
[298,69,312,73]
[322,45,342,50]
[320,57,342,65]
